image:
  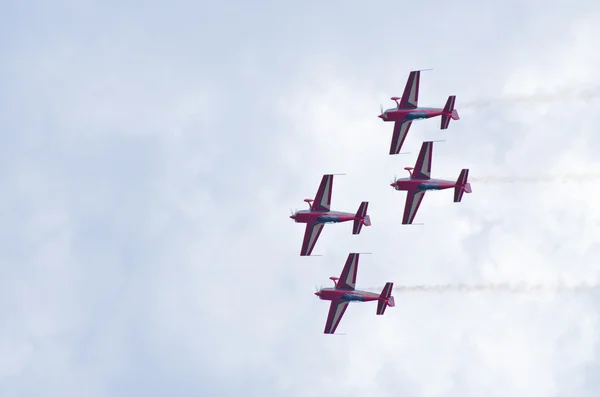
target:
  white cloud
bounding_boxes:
[269,11,600,397]
[3,1,600,396]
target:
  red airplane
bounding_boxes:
[390,141,472,224]
[314,253,395,334]
[290,174,371,256]
[378,69,460,155]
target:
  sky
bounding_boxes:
[2,0,600,396]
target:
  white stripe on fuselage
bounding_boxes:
[386,107,440,113]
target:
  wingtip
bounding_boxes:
[411,68,433,72]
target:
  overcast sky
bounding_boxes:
[2,1,600,396]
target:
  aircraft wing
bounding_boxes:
[412,141,433,179]
[336,253,359,290]
[324,299,349,334]
[389,120,412,155]
[402,189,426,224]
[399,70,420,109]
[300,222,325,256]
[312,174,333,211]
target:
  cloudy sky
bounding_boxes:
[2,0,600,396]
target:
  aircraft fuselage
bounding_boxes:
[391,178,457,192]
[290,210,356,224]
[315,288,380,302]
[380,107,444,122]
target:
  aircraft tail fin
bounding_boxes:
[441,95,459,129]
[454,168,471,202]
[377,282,395,315]
[353,201,370,235]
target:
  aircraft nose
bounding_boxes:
[314,291,320,297]
[378,114,384,119]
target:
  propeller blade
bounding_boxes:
[380,104,383,114]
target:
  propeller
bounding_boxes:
[380,104,383,114]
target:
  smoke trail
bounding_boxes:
[460,86,600,109]
[469,174,600,184]
[389,282,600,294]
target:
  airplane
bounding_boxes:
[390,141,472,224]
[378,69,460,155]
[290,174,371,256]
[314,253,395,334]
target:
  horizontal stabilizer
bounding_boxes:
[377,282,394,315]
[353,201,370,234]
[454,169,471,202]
[441,95,458,129]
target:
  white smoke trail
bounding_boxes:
[389,282,600,294]
[469,174,600,184]
[460,86,600,109]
